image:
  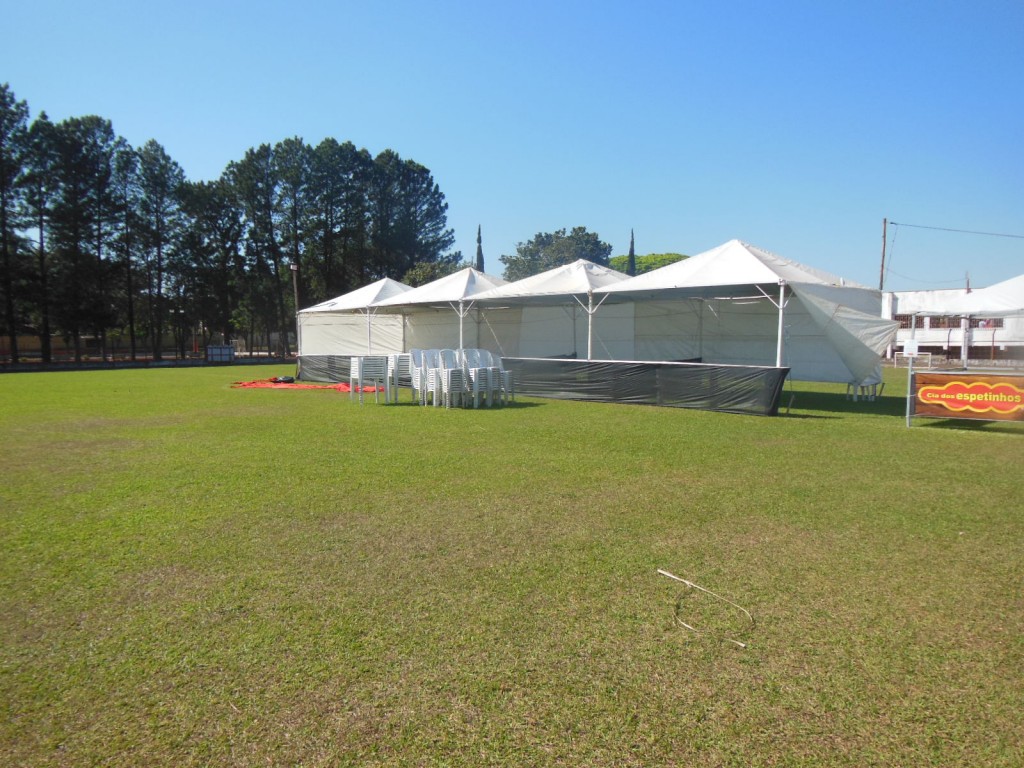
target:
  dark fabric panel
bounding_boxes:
[503,358,788,416]
[297,355,351,383]
[299,354,789,415]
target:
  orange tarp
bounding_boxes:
[231,378,380,392]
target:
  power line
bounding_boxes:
[890,222,1024,240]
[885,267,967,286]
[885,221,899,276]
[880,218,1019,291]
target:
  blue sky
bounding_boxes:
[3,0,1022,291]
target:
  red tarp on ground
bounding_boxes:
[231,378,380,392]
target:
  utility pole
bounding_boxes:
[290,263,300,311]
[879,218,887,291]
[290,263,300,357]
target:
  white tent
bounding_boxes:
[298,277,412,357]
[596,240,898,384]
[296,241,898,386]
[301,277,412,314]
[896,274,1024,366]
[373,267,507,349]
[471,260,631,359]
[941,273,1024,317]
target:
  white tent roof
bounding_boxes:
[301,277,412,313]
[473,259,630,304]
[373,267,506,308]
[940,273,1024,317]
[295,242,899,385]
[596,239,867,298]
[594,239,894,384]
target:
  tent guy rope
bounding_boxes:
[658,569,754,649]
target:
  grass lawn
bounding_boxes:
[1,365,1022,767]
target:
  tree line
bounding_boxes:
[0,83,457,363]
[499,227,686,281]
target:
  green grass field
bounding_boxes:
[1,365,1022,767]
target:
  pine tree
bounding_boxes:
[48,116,126,362]
[24,112,58,362]
[0,84,29,363]
[137,139,186,360]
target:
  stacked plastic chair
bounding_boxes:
[409,349,427,405]
[438,349,468,409]
[349,355,389,404]
[481,350,514,405]
[388,353,413,403]
[400,348,511,409]
[420,349,443,406]
[459,348,492,408]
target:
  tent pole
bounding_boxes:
[698,299,704,361]
[572,304,577,358]
[587,291,594,360]
[459,299,464,349]
[365,308,372,353]
[775,281,786,367]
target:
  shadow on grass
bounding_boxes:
[381,399,546,410]
[781,390,906,418]
[910,418,1024,436]
[782,390,1024,434]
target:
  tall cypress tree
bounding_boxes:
[627,229,636,276]
[475,224,484,272]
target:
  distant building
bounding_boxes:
[883,284,1024,366]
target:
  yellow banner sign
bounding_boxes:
[913,372,1024,422]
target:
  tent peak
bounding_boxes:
[472,259,630,303]
[299,277,413,313]
[372,266,507,307]
[597,239,870,295]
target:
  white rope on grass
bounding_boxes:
[658,568,754,649]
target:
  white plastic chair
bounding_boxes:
[421,349,443,406]
[349,355,390,404]
[460,348,491,408]
[410,349,428,404]
[846,371,884,402]
[388,353,413,402]
[481,350,514,405]
[439,349,468,409]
